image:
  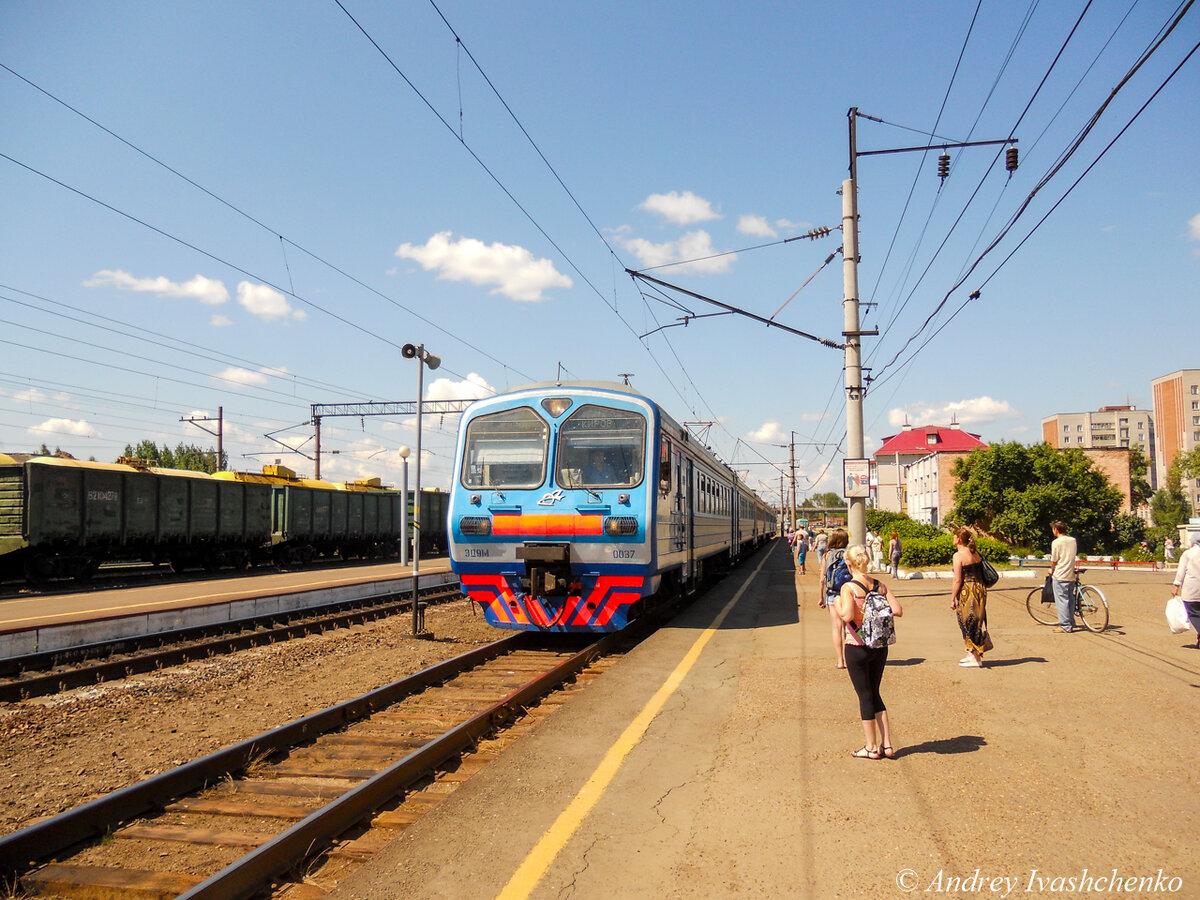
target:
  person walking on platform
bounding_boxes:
[888,531,902,578]
[1170,537,1200,648]
[820,529,850,669]
[793,531,808,575]
[835,545,903,759]
[815,530,829,569]
[1049,521,1078,633]
[951,528,991,667]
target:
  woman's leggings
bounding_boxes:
[845,644,888,720]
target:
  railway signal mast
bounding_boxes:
[842,107,1017,544]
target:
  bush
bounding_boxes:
[1116,545,1154,563]
[901,535,955,567]
[975,535,1012,564]
[866,510,941,541]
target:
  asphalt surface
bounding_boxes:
[330,543,1198,899]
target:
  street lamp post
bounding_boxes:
[402,343,440,636]
[398,446,410,567]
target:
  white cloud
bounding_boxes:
[213,366,281,387]
[426,373,495,402]
[211,314,232,327]
[621,230,733,274]
[12,387,47,404]
[800,411,826,422]
[395,232,572,302]
[29,418,92,437]
[737,214,777,238]
[887,396,1020,428]
[1189,212,1200,240]
[747,420,784,443]
[236,282,306,321]
[639,191,720,225]
[85,270,229,305]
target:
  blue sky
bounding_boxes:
[2,1,1197,506]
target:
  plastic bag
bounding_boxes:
[1166,596,1193,634]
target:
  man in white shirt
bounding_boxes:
[1048,521,1078,633]
[1170,537,1200,648]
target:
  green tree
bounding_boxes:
[1150,488,1189,530]
[803,491,844,508]
[119,441,224,473]
[950,442,1123,552]
[1128,445,1153,509]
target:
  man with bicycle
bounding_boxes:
[1049,521,1078,634]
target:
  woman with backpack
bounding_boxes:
[820,529,851,669]
[951,527,991,668]
[836,544,903,760]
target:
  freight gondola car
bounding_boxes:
[0,454,271,583]
[0,455,448,586]
[448,382,775,632]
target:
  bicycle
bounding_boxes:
[1026,569,1109,633]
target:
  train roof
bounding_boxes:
[507,380,646,396]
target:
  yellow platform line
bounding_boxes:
[497,547,773,900]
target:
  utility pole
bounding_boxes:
[181,406,224,471]
[843,107,1017,546]
[789,439,797,533]
[842,114,867,545]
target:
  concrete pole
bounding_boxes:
[217,406,223,472]
[842,174,865,547]
[789,437,797,532]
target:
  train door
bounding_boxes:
[683,456,694,588]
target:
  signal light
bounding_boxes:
[458,516,492,536]
[1005,146,1019,171]
[937,152,950,180]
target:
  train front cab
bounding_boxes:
[450,389,656,632]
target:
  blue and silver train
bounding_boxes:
[448,382,776,632]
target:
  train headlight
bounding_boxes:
[541,397,573,417]
[603,516,638,536]
[459,516,492,536]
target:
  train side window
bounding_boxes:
[659,439,672,494]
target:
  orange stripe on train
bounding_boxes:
[490,514,603,536]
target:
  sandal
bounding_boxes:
[882,745,896,759]
[851,746,881,760]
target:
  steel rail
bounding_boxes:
[0,632,527,878]
[177,630,620,900]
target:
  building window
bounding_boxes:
[1192,385,1198,395]
[1194,401,1199,410]
[1063,425,1069,432]
[1064,436,1070,443]
[1077,425,1083,432]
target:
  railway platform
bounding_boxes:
[330,540,1197,899]
[0,559,455,659]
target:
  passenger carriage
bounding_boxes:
[448,382,775,632]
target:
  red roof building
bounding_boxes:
[873,423,987,514]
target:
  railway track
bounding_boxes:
[0,629,630,899]
[0,582,464,702]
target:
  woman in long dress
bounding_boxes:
[951,527,991,668]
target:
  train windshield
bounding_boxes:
[555,404,645,489]
[461,407,549,488]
